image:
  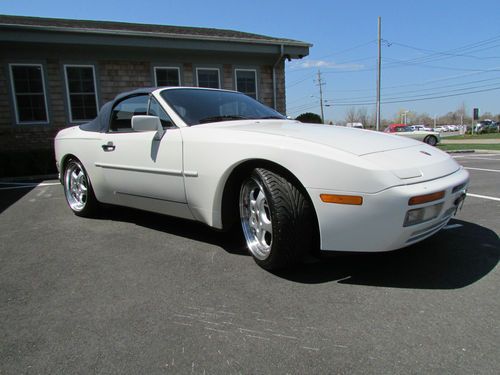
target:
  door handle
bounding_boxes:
[102,142,116,152]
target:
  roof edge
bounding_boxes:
[0,17,312,48]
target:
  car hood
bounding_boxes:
[210,120,459,182]
[216,120,418,156]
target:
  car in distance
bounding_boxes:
[55,87,469,270]
[346,122,364,129]
[384,124,441,146]
[475,120,499,134]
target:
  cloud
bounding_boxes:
[292,59,364,70]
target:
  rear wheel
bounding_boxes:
[63,158,98,217]
[424,135,438,146]
[239,168,315,270]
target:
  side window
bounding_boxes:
[109,95,149,132]
[148,97,175,128]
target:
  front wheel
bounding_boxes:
[63,158,98,217]
[239,168,315,270]
[424,135,438,146]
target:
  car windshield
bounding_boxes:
[160,88,285,126]
[396,126,413,132]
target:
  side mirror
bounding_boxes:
[131,115,165,140]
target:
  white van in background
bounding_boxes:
[346,122,364,129]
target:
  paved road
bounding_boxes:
[0,155,498,374]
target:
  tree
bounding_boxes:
[357,107,369,127]
[295,112,322,124]
[345,107,358,123]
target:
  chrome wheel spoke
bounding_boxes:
[64,161,88,212]
[239,177,273,260]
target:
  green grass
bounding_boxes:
[446,132,500,140]
[437,144,500,151]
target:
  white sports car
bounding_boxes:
[55,87,469,270]
[384,124,441,146]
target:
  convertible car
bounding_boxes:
[384,124,441,146]
[55,87,469,270]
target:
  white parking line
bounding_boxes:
[467,193,500,202]
[464,167,500,173]
[0,182,60,191]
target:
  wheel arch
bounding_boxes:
[218,159,319,237]
[60,153,79,173]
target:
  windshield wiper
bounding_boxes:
[198,115,248,124]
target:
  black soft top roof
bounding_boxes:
[79,87,157,133]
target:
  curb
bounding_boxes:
[446,149,500,154]
[446,150,475,154]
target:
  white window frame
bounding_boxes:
[63,64,99,123]
[153,66,181,87]
[9,63,50,125]
[235,69,258,99]
[196,67,221,89]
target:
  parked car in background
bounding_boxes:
[434,126,446,133]
[475,120,499,134]
[346,122,364,129]
[55,87,468,270]
[384,124,441,146]
[446,125,459,132]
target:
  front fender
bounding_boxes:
[181,127,400,228]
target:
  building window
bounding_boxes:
[64,65,98,122]
[9,64,49,124]
[235,69,257,99]
[196,68,220,89]
[154,67,180,86]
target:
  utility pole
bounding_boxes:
[376,16,382,131]
[315,69,325,123]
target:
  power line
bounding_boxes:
[389,41,500,60]
[322,85,500,107]
[313,40,377,60]
[325,76,500,103]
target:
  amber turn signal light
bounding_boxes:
[408,191,445,206]
[320,194,363,205]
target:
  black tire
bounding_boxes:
[424,135,438,146]
[239,168,315,270]
[63,158,98,217]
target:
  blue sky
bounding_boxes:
[2,0,500,123]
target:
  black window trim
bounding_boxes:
[8,62,50,125]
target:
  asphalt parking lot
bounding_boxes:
[0,153,498,374]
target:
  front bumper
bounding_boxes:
[308,167,469,252]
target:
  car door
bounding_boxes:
[95,93,190,217]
